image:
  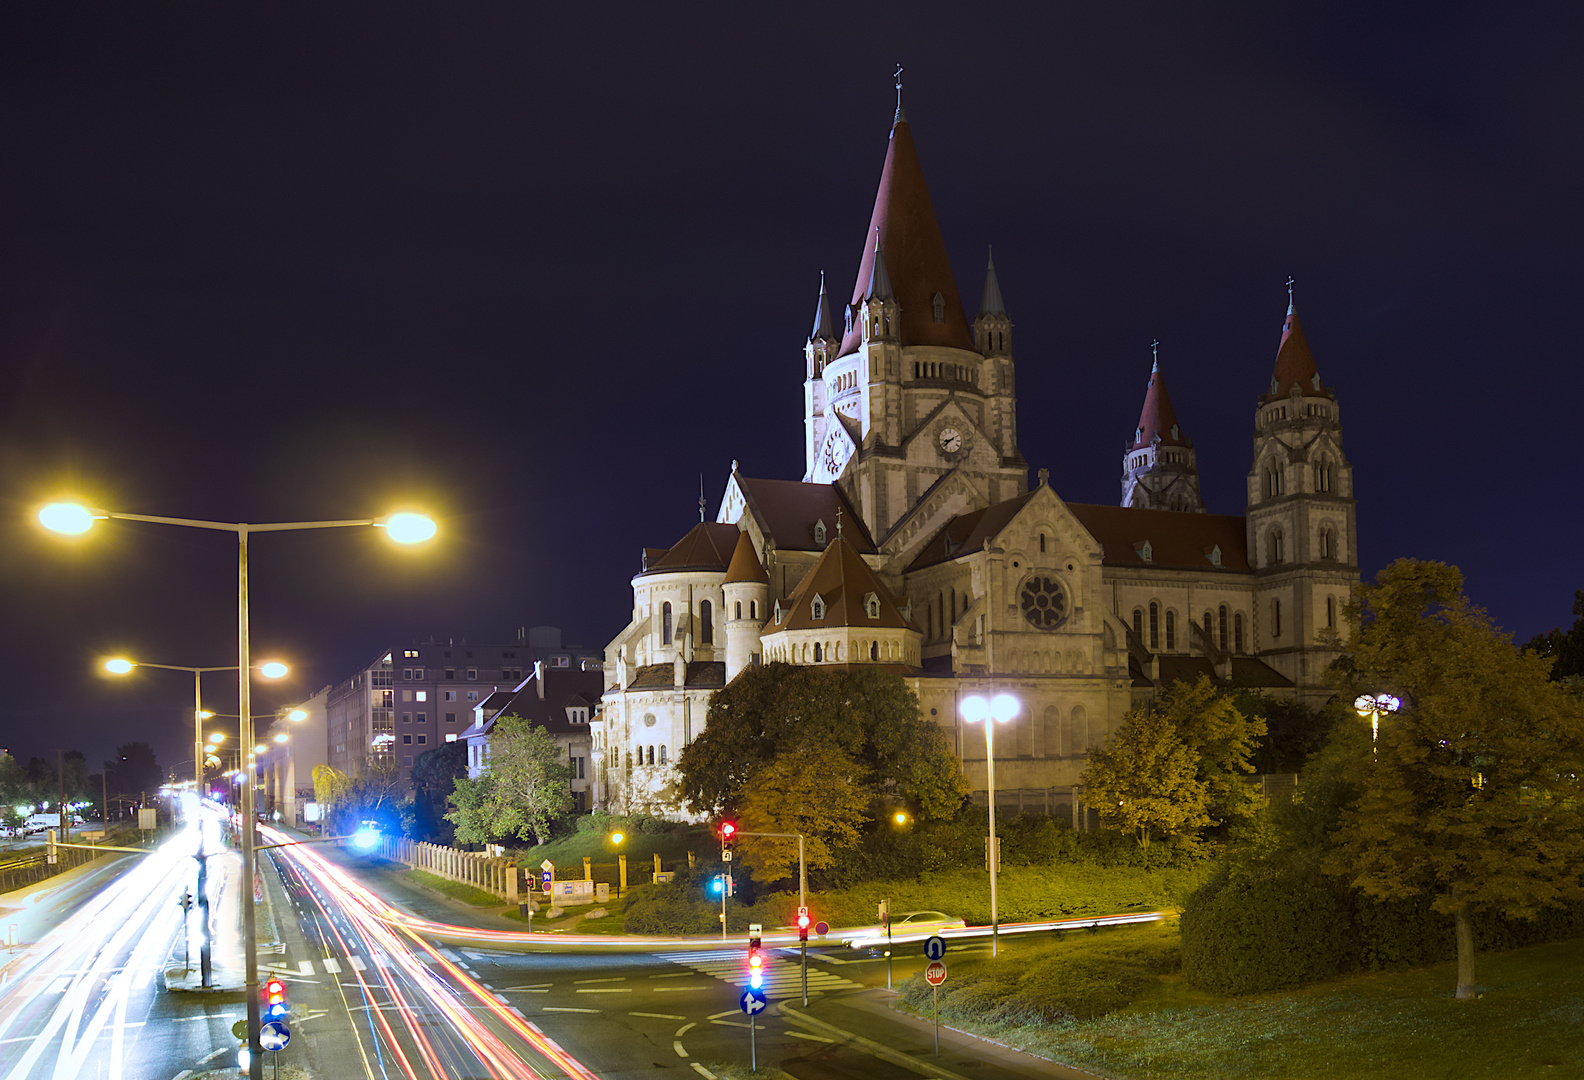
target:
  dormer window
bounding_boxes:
[931,291,945,323]
[1134,540,1153,564]
[1170,424,1180,439]
[845,306,854,335]
[1311,373,1322,391]
[773,600,784,624]
[813,519,827,546]
[1206,544,1222,568]
[811,594,827,621]
[864,592,881,619]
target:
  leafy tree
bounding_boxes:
[0,752,27,806]
[1164,677,1268,831]
[678,664,967,819]
[737,747,872,882]
[445,715,570,845]
[1081,703,1211,849]
[403,740,469,844]
[108,742,161,797]
[1524,587,1584,683]
[313,763,351,820]
[1323,559,1584,999]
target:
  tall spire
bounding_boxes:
[838,96,975,356]
[865,228,894,301]
[979,245,1006,316]
[809,271,836,341]
[1266,280,1325,402]
[1131,344,1187,449]
[893,64,906,124]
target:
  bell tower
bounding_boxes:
[1121,342,1204,512]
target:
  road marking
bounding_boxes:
[508,1007,526,1019]
[199,1048,227,1063]
[650,971,693,978]
[298,961,314,975]
[712,1019,752,1028]
[481,982,494,990]
[542,1006,599,1014]
[492,993,510,1005]
[675,1022,696,1037]
[349,956,368,972]
[132,969,153,990]
[498,983,552,990]
[527,1022,543,1034]
[574,976,625,984]
[630,1012,686,1021]
[691,1064,718,1080]
[174,1014,236,1023]
[321,958,342,973]
[786,1030,835,1043]
[653,986,709,992]
[707,1009,738,1020]
[575,987,631,993]
[439,949,462,961]
[172,1071,193,1080]
[673,1040,688,1058]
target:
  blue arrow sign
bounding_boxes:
[924,935,947,960]
[740,988,767,1014]
[259,1021,290,1051]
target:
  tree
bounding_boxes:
[678,664,967,820]
[1524,587,1584,684]
[737,746,872,881]
[1081,704,1211,849]
[1162,677,1268,832]
[0,752,27,806]
[445,715,571,845]
[403,740,469,844]
[108,742,161,797]
[1323,559,1584,999]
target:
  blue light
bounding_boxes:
[710,879,722,895]
[352,825,379,851]
[749,971,763,990]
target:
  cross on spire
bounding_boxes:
[893,64,907,123]
[1151,339,1160,373]
[699,475,706,522]
[1286,276,1296,316]
[835,506,844,539]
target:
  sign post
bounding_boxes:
[739,988,766,1070]
[540,858,553,894]
[924,960,948,1054]
[259,1020,290,1080]
[879,899,892,990]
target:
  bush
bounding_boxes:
[1181,869,1351,993]
[621,881,718,935]
[1352,892,1584,970]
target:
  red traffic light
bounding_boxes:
[264,977,286,1004]
[796,906,810,929]
[719,820,737,840]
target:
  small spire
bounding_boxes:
[1286,275,1296,317]
[836,506,844,539]
[1037,467,1050,488]
[893,64,906,124]
[866,227,894,301]
[809,270,836,341]
[1151,339,1160,373]
[699,475,706,523]
[979,245,1006,316]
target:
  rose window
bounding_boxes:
[1020,576,1069,630]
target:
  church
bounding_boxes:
[592,94,1359,821]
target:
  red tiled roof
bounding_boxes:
[736,476,876,553]
[626,661,727,690]
[1131,363,1188,449]
[1265,306,1326,403]
[769,536,914,632]
[643,522,742,575]
[722,528,768,585]
[838,118,976,357]
[905,492,1036,571]
[1065,504,1250,573]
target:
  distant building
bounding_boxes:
[325,628,600,787]
[258,684,330,827]
[459,661,601,811]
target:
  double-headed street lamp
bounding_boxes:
[960,691,1019,958]
[1354,692,1401,750]
[39,501,435,1080]
[102,656,289,987]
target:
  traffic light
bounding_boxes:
[797,906,810,943]
[747,924,764,990]
[719,820,737,861]
[263,976,288,1021]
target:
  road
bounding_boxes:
[0,814,1097,1080]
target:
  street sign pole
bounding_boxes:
[800,933,807,1006]
[923,958,948,1054]
[750,1007,757,1072]
[934,983,939,1054]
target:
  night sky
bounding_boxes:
[2,4,1579,775]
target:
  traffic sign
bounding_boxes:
[924,935,947,960]
[722,849,732,862]
[540,871,551,889]
[740,987,767,1014]
[232,1019,249,1040]
[924,960,948,986]
[259,1021,291,1050]
[540,859,554,871]
[815,921,829,937]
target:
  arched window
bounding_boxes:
[1203,611,1213,640]
[735,601,742,619]
[1265,463,1283,498]
[1273,599,1283,638]
[814,642,823,662]
[659,745,667,765]
[750,600,757,620]
[661,602,673,645]
[1326,596,1336,629]
[1165,610,1176,651]
[870,641,879,661]
[1218,605,1229,651]
[1234,613,1244,653]
[1270,529,1285,565]
[1039,533,1046,553]
[1132,608,1143,638]
[1316,461,1332,493]
[647,746,656,765]
[699,599,713,644]
[1319,528,1334,560]
[1148,602,1159,650]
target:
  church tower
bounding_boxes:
[803,273,841,481]
[804,84,1026,540]
[1121,344,1204,512]
[1245,285,1358,687]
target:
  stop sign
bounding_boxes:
[924,960,947,986]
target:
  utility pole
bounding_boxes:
[57,749,68,846]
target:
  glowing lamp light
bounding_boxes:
[273,733,289,744]
[894,811,908,826]
[259,662,289,679]
[381,513,437,544]
[253,744,267,754]
[748,951,764,990]
[38,502,96,534]
[104,658,135,675]
[209,733,226,744]
[352,824,379,851]
[710,878,723,895]
[719,821,737,840]
[609,831,625,845]
[288,709,308,722]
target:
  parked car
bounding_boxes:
[24,813,63,835]
[841,910,968,948]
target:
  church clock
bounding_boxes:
[821,429,850,479]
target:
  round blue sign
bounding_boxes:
[259,1021,290,1051]
[740,987,767,1014]
[924,935,947,960]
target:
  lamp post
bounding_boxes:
[39,502,434,1080]
[1354,692,1401,751]
[960,691,1018,958]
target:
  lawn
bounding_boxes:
[903,931,1584,1080]
[402,869,504,907]
[514,823,708,885]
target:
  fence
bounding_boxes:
[376,837,520,902]
[0,843,101,895]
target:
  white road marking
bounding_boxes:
[492,993,510,1005]
[706,1009,738,1020]
[200,1048,227,1063]
[575,987,631,993]
[439,949,461,961]
[630,1012,686,1021]
[691,1064,718,1080]
[573,976,625,984]
[673,1040,688,1058]
[654,986,709,992]
[173,1014,235,1023]
[298,961,314,975]
[787,1030,835,1043]
[650,971,693,978]
[349,956,368,972]
[542,1006,599,1014]
[508,1007,526,1019]
[674,1022,696,1037]
[321,958,342,973]
[172,1071,193,1080]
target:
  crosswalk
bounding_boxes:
[265,949,396,977]
[663,950,859,995]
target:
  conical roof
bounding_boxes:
[979,246,1006,316]
[809,272,836,342]
[838,115,975,356]
[722,529,768,585]
[642,521,742,575]
[1131,356,1188,449]
[768,535,914,632]
[866,230,894,301]
[1265,301,1325,402]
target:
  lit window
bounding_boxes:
[466,691,478,701]
[445,733,457,743]
[662,602,673,645]
[416,691,427,702]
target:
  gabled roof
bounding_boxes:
[769,535,915,633]
[736,476,876,553]
[1065,504,1250,573]
[1156,655,1295,689]
[626,661,727,690]
[838,115,975,357]
[722,529,768,585]
[642,521,742,575]
[466,667,604,736]
[979,247,1006,317]
[1265,301,1327,403]
[1131,358,1188,449]
[905,491,1036,571]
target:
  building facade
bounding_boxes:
[459,662,600,812]
[594,98,1358,820]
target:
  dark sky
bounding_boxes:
[2,3,1580,774]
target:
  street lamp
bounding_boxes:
[1354,692,1401,749]
[40,501,434,1080]
[961,691,1019,958]
[102,656,288,987]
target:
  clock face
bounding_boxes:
[939,427,962,454]
[821,431,848,479]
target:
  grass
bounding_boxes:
[515,824,708,883]
[402,869,505,908]
[502,898,630,933]
[901,930,1584,1080]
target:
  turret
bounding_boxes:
[804,273,840,480]
[973,246,1011,356]
[1121,343,1204,512]
[722,530,770,682]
